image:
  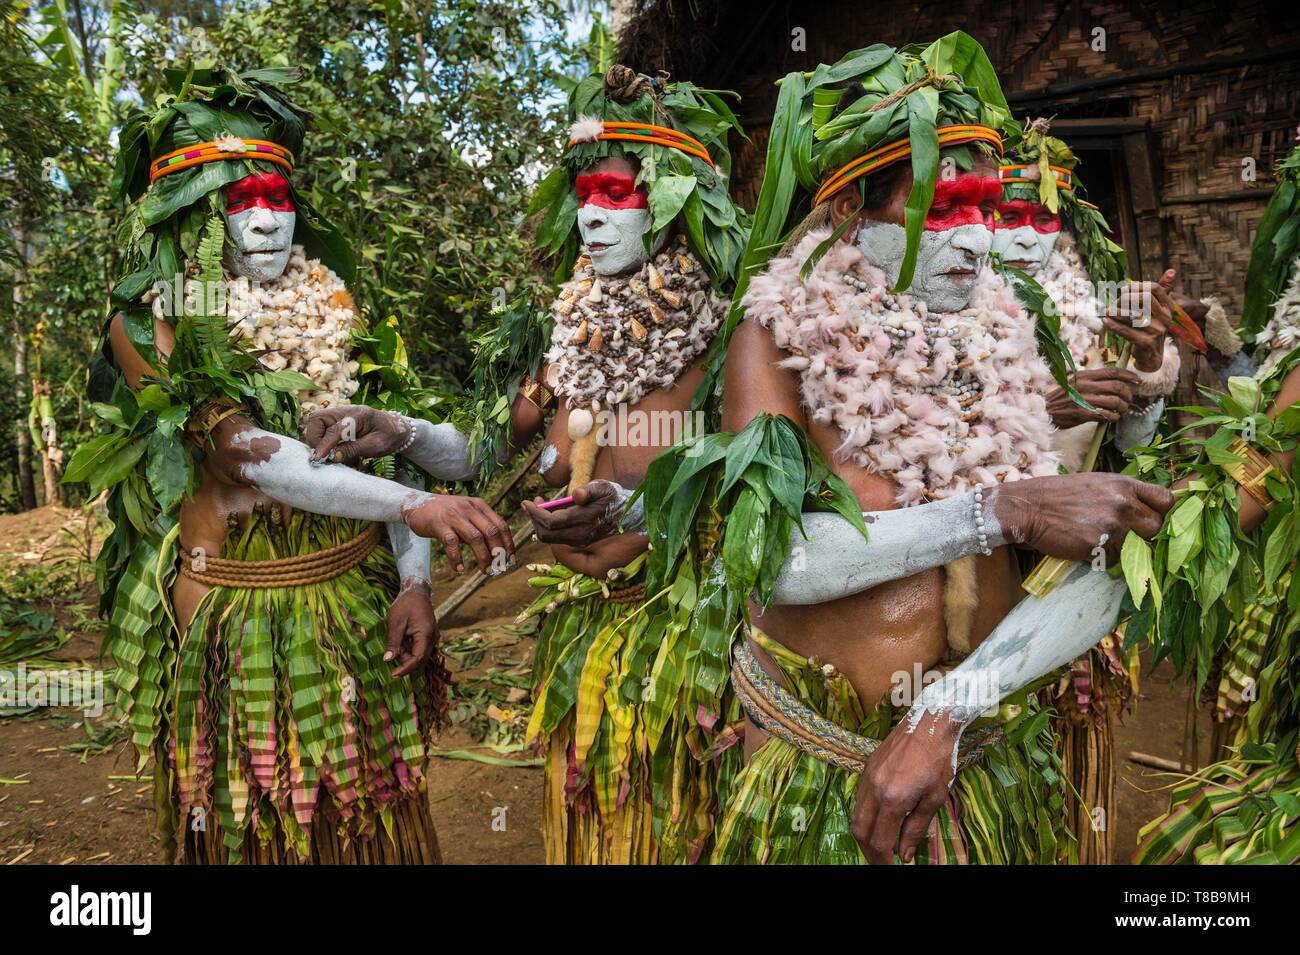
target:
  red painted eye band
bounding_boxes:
[995,200,1061,234]
[225,172,295,215]
[574,171,648,210]
[924,175,1002,231]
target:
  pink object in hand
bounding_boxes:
[537,496,575,511]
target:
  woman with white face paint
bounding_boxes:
[89,67,515,865]
[690,39,1182,866]
[300,64,752,865]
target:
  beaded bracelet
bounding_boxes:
[392,413,418,456]
[973,483,993,556]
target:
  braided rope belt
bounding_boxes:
[732,639,1002,775]
[179,523,381,589]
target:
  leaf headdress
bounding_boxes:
[735,32,1018,309]
[1242,140,1300,340]
[527,64,750,288]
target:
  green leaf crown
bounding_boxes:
[527,64,750,288]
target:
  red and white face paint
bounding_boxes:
[991,199,1061,277]
[224,171,296,282]
[575,169,655,276]
[854,172,1000,312]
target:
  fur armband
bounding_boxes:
[1132,339,1181,397]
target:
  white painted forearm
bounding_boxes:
[605,481,646,534]
[401,417,479,482]
[770,489,1005,605]
[387,470,432,587]
[236,428,431,522]
[907,562,1126,739]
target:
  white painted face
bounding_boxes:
[991,199,1062,277]
[222,171,296,282]
[578,205,654,276]
[991,225,1059,277]
[855,222,992,313]
[574,163,661,277]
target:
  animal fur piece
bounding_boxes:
[943,555,980,655]
[743,229,1063,506]
[1255,256,1300,378]
[569,115,605,144]
[1202,297,1241,356]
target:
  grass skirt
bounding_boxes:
[711,630,1077,864]
[106,512,447,864]
[1134,572,1299,864]
[525,555,743,864]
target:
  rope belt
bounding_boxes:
[732,638,1002,775]
[179,523,381,589]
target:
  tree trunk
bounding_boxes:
[34,383,63,507]
[11,219,37,510]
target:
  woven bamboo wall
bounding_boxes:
[620,0,1300,315]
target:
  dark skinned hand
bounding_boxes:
[521,480,624,547]
[1046,367,1140,428]
[852,710,963,863]
[302,405,409,466]
[404,495,515,574]
[385,581,438,678]
[1102,269,1176,373]
[990,472,1173,566]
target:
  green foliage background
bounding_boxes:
[0,0,598,511]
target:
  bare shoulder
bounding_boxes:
[722,317,804,431]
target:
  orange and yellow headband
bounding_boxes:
[149,138,294,184]
[998,163,1075,192]
[813,125,1003,207]
[567,121,712,165]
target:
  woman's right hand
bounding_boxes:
[403,494,515,574]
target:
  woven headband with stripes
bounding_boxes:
[812,125,1004,207]
[149,138,294,184]
[998,163,1075,192]
[567,121,712,165]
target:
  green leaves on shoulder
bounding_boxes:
[641,413,867,609]
[1000,262,1087,406]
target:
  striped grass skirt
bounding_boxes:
[711,629,1077,864]
[107,512,448,864]
[1134,575,1299,865]
[524,554,743,864]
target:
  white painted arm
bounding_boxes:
[398,417,480,482]
[605,481,646,534]
[236,427,431,522]
[770,489,1004,605]
[387,468,432,589]
[906,562,1127,762]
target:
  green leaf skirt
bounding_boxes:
[105,512,448,864]
[711,629,1078,864]
[524,553,744,864]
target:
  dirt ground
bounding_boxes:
[0,505,1210,865]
